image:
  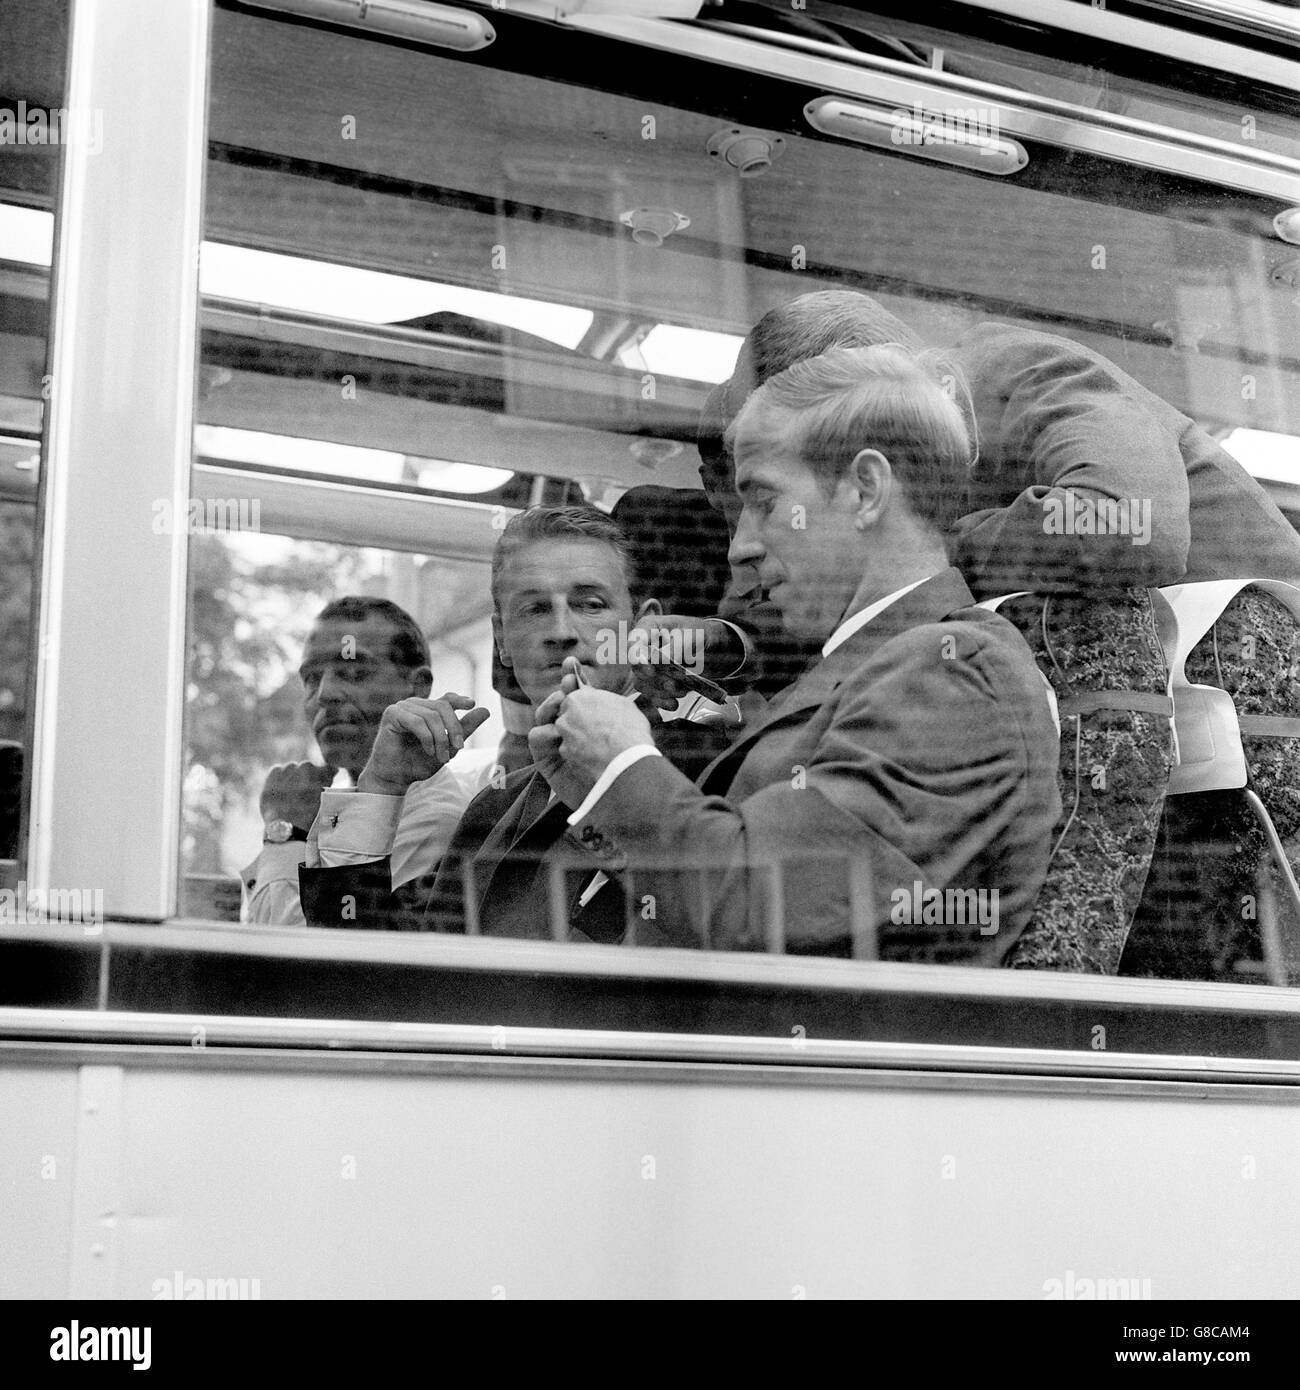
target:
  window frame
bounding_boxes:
[9,0,1300,1068]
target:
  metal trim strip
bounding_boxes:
[3,1007,1300,1088]
[561,14,1300,200]
[4,916,1300,1013]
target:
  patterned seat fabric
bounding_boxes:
[994,589,1174,974]
[1122,590,1300,981]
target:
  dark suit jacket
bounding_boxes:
[297,713,730,938]
[567,569,1062,964]
[417,767,646,943]
[950,323,1300,598]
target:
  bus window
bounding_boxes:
[172,0,1300,1014]
[181,525,499,921]
[0,0,71,893]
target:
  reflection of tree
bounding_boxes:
[0,504,36,747]
[184,533,373,874]
[1,511,487,877]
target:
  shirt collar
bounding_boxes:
[821,577,930,659]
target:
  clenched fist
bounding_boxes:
[260,761,336,832]
[356,693,490,796]
[529,658,655,808]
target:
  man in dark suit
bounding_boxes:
[530,345,1062,962]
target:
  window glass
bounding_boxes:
[0,0,70,890]
[185,0,1300,998]
[723,0,1300,159]
[181,528,497,921]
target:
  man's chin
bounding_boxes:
[772,602,823,646]
[317,728,367,768]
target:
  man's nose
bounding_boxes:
[728,513,763,571]
[545,600,581,644]
[316,668,349,703]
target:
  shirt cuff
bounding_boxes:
[566,745,661,827]
[315,788,405,863]
[242,840,309,891]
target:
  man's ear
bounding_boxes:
[846,448,891,526]
[492,612,512,668]
[632,596,662,627]
[409,664,433,698]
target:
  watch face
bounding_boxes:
[263,819,296,844]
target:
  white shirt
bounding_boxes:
[240,750,497,926]
[821,577,929,659]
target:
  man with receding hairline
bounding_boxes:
[241,595,494,926]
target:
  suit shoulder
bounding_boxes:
[859,608,1040,697]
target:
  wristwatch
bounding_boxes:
[263,819,309,845]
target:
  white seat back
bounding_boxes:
[1157,579,1300,795]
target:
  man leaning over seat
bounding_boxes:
[530,346,1061,962]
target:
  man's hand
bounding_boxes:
[529,659,655,807]
[356,694,490,796]
[260,761,336,832]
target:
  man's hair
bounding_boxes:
[699,291,925,500]
[729,344,973,535]
[490,505,635,607]
[314,596,430,672]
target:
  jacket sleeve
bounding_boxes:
[297,859,432,932]
[568,624,1048,961]
[950,326,1191,596]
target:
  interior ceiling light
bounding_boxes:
[706,127,785,178]
[243,0,495,52]
[804,95,1028,176]
[1275,209,1300,246]
[415,459,514,494]
[1220,429,1300,486]
[201,242,593,347]
[637,324,742,383]
[0,203,53,266]
[0,211,593,348]
[195,426,407,483]
[620,207,691,248]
